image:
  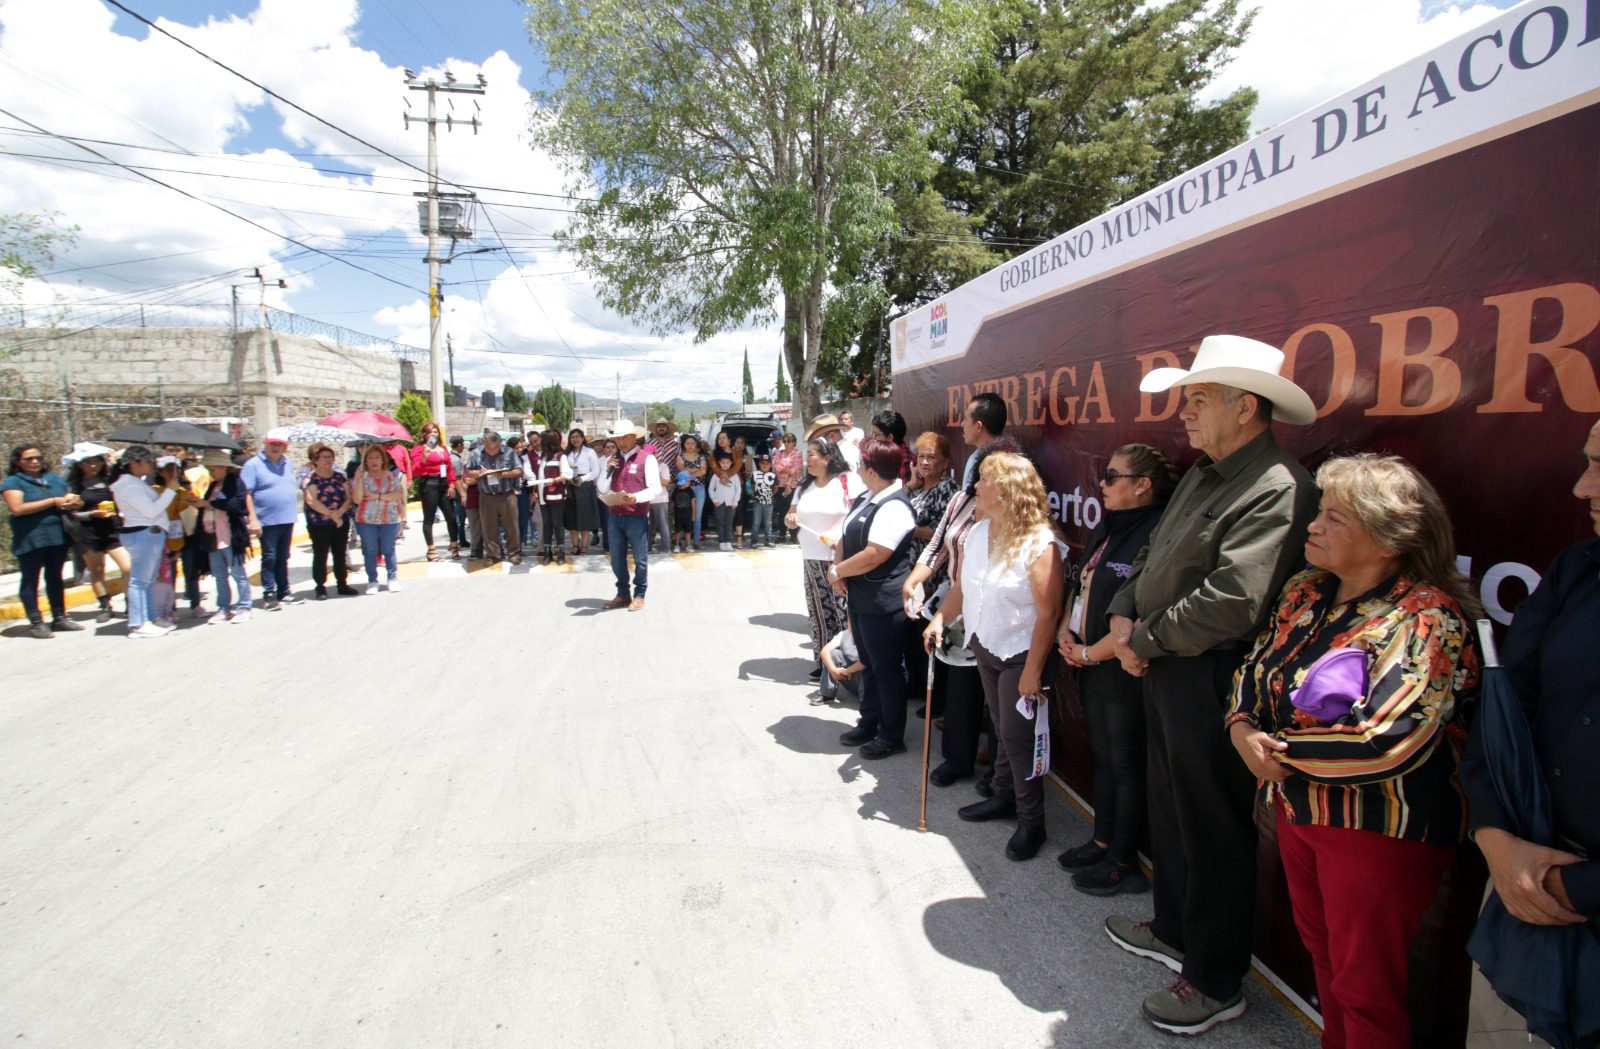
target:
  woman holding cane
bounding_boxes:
[926,451,1064,861]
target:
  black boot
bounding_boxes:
[958,795,1017,823]
[96,597,113,624]
[1005,822,1047,861]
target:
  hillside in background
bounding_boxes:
[571,394,743,420]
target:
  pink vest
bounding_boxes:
[609,447,651,515]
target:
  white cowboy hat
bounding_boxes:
[607,421,647,440]
[1139,334,1316,426]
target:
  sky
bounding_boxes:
[0,0,1522,405]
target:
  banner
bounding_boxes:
[891,0,1600,1027]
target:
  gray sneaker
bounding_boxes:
[1141,977,1246,1036]
[1104,915,1184,974]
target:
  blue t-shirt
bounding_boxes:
[239,452,300,526]
[2,471,69,554]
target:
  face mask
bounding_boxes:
[426,435,439,447]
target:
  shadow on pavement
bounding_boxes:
[737,656,814,684]
[748,611,811,634]
[565,597,614,617]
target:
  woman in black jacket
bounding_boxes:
[1056,443,1180,895]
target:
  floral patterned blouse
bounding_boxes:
[1226,569,1480,845]
[302,471,349,527]
[354,468,406,526]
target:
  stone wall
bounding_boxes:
[0,326,405,453]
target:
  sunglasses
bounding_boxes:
[1102,469,1148,484]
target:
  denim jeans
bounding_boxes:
[258,522,293,598]
[689,482,705,543]
[123,527,166,628]
[606,513,650,598]
[208,546,252,612]
[355,521,401,582]
[517,489,536,544]
[751,502,773,544]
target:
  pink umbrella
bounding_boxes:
[318,409,413,442]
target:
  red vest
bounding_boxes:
[540,455,566,501]
[609,446,651,516]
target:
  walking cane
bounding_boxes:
[919,652,935,833]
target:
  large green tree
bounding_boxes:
[530,383,576,433]
[822,0,1257,392]
[741,349,756,405]
[524,0,984,421]
[774,353,790,404]
[501,382,530,414]
[394,391,433,438]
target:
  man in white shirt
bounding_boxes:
[598,423,663,610]
[839,410,865,448]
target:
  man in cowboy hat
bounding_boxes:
[1100,334,1318,1036]
[648,417,680,554]
[598,422,662,610]
[804,413,861,474]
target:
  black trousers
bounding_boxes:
[1144,650,1257,1001]
[853,607,913,747]
[17,544,68,622]
[419,477,459,546]
[935,658,985,775]
[1082,662,1147,864]
[308,521,350,587]
[973,638,1050,825]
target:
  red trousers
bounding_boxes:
[1275,805,1455,1049]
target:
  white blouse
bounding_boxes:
[959,519,1065,661]
[794,474,856,560]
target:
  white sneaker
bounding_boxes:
[385,580,401,593]
[230,609,253,623]
[129,623,169,638]
[366,583,380,595]
[188,605,208,619]
[206,610,230,625]
[153,617,176,630]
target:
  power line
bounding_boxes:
[0,107,423,293]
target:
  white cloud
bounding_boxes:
[1207,0,1513,130]
[4,0,1516,406]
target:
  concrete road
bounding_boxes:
[1,544,1318,1048]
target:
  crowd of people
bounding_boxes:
[782,336,1596,1046]
[6,339,1594,1045]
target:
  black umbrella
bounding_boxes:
[104,420,241,450]
[1467,621,1600,1048]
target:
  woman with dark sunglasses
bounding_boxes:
[1055,443,1180,894]
[3,444,83,637]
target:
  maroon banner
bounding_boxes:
[893,103,1600,1030]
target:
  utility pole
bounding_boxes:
[404,68,486,429]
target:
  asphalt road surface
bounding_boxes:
[1,543,1318,1048]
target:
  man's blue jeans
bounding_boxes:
[606,513,650,598]
[259,522,293,598]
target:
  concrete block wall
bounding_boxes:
[0,326,404,445]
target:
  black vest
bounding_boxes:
[841,487,915,616]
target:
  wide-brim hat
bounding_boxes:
[200,449,236,469]
[607,421,647,440]
[804,414,841,442]
[62,441,114,464]
[1139,334,1316,425]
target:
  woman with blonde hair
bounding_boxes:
[927,451,1064,861]
[351,445,408,593]
[1227,453,1480,1049]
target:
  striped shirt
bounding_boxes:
[1227,569,1479,845]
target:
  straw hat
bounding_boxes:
[200,449,237,469]
[804,414,842,442]
[1138,334,1316,425]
